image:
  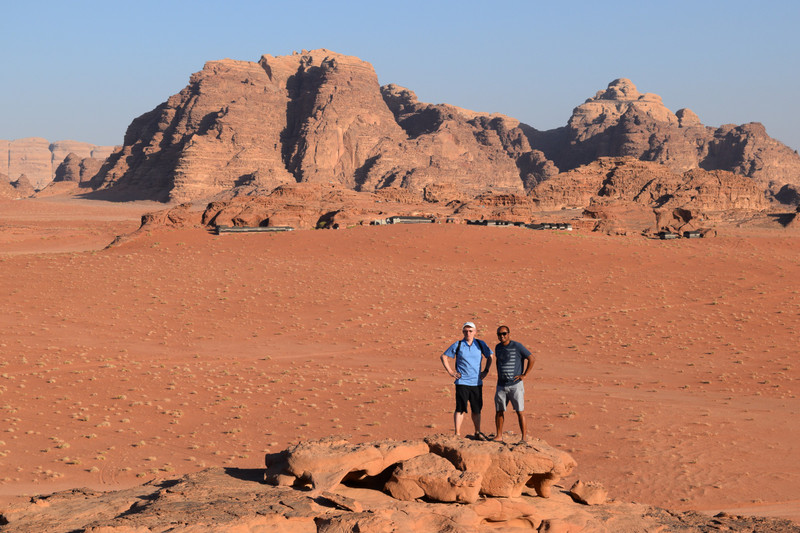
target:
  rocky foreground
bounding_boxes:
[2,436,797,532]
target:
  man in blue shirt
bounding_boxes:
[493,325,534,442]
[440,321,494,439]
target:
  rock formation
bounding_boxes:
[530,157,769,233]
[105,157,771,245]
[90,50,551,202]
[0,174,36,199]
[2,437,797,532]
[9,58,800,205]
[531,78,800,196]
[88,60,800,205]
[52,153,105,184]
[33,153,108,197]
[0,138,115,189]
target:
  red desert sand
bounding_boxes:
[0,196,798,523]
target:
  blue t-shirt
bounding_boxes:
[443,339,493,386]
[494,340,532,385]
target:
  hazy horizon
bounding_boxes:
[2,1,798,151]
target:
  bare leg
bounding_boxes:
[517,411,527,442]
[454,411,467,436]
[471,411,481,436]
[493,411,505,441]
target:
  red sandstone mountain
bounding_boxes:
[90,50,548,202]
[530,78,800,196]
[5,50,796,211]
[88,50,800,206]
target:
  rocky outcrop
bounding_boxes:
[3,437,798,533]
[0,174,36,199]
[33,153,108,197]
[569,480,608,505]
[0,173,15,199]
[1,138,115,189]
[532,78,800,197]
[424,434,576,498]
[384,452,483,503]
[103,157,771,246]
[532,157,767,214]
[52,152,105,184]
[264,435,575,503]
[90,50,553,203]
[265,437,429,494]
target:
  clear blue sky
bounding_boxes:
[2,0,798,151]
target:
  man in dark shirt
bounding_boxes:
[493,325,535,442]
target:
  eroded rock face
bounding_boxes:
[424,434,577,498]
[385,452,482,503]
[533,79,800,196]
[1,138,115,189]
[52,153,105,184]
[4,438,798,533]
[532,157,768,217]
[0,175,37,199]
[107,156,771,245]
[265,437,429,495]
[89,50,561,202]
[264,435,575,502]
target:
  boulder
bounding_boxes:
[265,437,428,494]
[569,480,608,505]
[385,452,482,503]
[424,434,576,498]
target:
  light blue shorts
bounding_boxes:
[495,381,525,412]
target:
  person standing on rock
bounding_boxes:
[440,321,494,439]
[493,325,534,442]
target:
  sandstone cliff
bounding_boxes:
[531,78,800,196]
[90,57,800,205]
[89,50,561,202]
[532,157,768,212]
[18,53,797,206]
[1,138,115,189]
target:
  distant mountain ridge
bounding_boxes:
[6,49,800,206]
[1,138,115,190]
[528,78,800,196]
[87,49,799,203]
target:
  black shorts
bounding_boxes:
[454,384,483,414]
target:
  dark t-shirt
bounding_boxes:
[494,340,531,385]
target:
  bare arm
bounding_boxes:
[440,353,461,379]
[514,354,535,381]
[480,353,493,379]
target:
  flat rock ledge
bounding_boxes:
[2,436,798,532]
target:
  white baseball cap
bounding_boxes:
[463,322,476,329]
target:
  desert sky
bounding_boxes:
[2,2,798,152]
[0,197,798,522]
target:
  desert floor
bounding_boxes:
[0,196,798,523]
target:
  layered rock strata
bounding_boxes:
[1,138,115,189]
[106,157,774,248]
[91,50,550,202]
[532,78,800,196]
[88,56,800,204]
